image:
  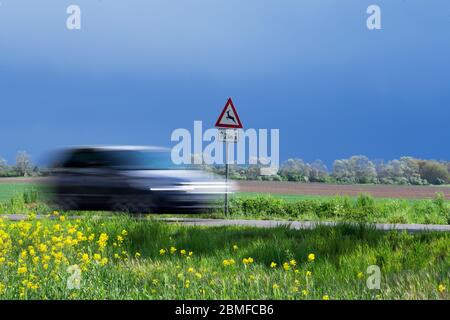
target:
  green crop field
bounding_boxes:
[234,192,338,202]
[0,183,36,202]
[233,192,435,203]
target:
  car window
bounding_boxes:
[106,150,192,170]
[61,150,108,168]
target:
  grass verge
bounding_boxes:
[0,214,448,299]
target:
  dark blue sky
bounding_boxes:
[1,0,449,167]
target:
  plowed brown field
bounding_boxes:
[237,181,450,199]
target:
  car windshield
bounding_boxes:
[60,149,194,170]
[105,150,193,170]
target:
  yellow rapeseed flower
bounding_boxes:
[100,257,108,266]
[135,252,141,258]
[357,272,364,279]
[195,273,202,279]
[323,295,330,300]
[97,233,109,250]
[242,257,254,265]
[272,283,279,290]
[77,231,85,241]
[180,250,186,255]
[283,262,290,271]
[222,259,229,266]
[306,270,312,277]
[93,253,101,261]
[270,262,277,268]
[290,259,296,266]
[233,244,238,251]
[438,284,446,293]
[159,249,166,255]
[308,253,315,262]
[170,246,177,254]
[302,289,309,296]
[17,266,27,275]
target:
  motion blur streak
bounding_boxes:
[43,145,235,214]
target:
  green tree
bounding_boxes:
[418,160,449,185]
[15,151,33,176]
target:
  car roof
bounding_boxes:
[63,145,170,152]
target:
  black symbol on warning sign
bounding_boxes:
[226,110,237,124]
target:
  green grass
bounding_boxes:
[0,215,448,299]
[234,192,338,202]
[235,192,446,204]
[1,184,448,299]
[0,183,36,202]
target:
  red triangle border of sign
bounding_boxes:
[214,98,244,129]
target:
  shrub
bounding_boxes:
[351,193,376,222]
[23,188,39,204]
[229,196,287,217]
[224,194,450,225]
[386,210,409,224]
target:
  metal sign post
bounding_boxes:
[215,98,243,217]
[219,129,237,216]
[225,141,229,215]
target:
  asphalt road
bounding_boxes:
[160,218,450,232]
[3,214,450,233]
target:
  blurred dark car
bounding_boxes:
[46,146,231,213]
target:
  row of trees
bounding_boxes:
[0,151,38,177]
[329,156,449,185]
[2,150,449,185]
[208,155,450,186]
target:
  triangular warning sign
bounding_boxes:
[215,98,243,129]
